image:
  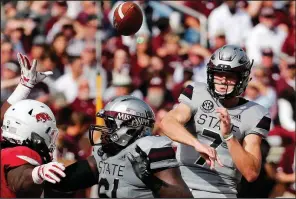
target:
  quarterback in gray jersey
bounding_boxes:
[45,96,192,198]
[160,45,271,198]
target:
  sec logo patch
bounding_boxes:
[200,100,214,113]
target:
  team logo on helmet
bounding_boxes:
[35,113,52,123]
[200,100,214,113]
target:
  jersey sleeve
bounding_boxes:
[136,136,179,171]
[178,83,196,113]
[2,146,42,169]
[245,107,271,138]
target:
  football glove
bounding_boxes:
[17,53,53,89]
[127,145,151,183]
[32,162,66,184]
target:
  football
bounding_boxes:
[113,2,143,36]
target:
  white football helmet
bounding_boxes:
[1,99,58,163]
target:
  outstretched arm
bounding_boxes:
[6,162,65,197]
[44,156,99,195]
[1,53,52,123]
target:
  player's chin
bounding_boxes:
[215,89,228,95]
[215,87,234,95]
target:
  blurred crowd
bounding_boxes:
[1,2,98,197]
[1,1,295,198]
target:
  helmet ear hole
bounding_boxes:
[30,132,46,145]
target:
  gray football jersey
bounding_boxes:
[93,136,178,198]
[176,82,271,194]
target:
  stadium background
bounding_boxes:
[1,1,295,198]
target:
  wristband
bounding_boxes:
[223,133,234,141]
[7,83,31,105]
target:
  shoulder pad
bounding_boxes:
[136,136,173,154]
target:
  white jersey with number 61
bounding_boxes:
[93,136,178,198]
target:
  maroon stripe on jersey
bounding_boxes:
[256,116,271,131]
[148,147,176,163]
[181,85,193,100]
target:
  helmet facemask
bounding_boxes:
[24,132,53,163]
[89,110,154,155]
[207,69,243,99]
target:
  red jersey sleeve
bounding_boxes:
[2,146,43,168]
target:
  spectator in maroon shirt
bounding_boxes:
[145,74,174,112]
[269,126,295,148]
[275,145,295,197]
[130,35,151,88]
[260,48,280,87]
[50,32,68,74]
[275,58,295,96]
[70,79,96,123]
[145,75,166,112]
[29,35,48,62]
[183,0,223,18]
[281,1,295,57]
[145,56,167,84]
[281,28,295,58]
[268,126,295,196]
[171,67,193,103]
[76,1,97,25]
[58,111,92,161]
[162,34,183,75]
[151,17,171,56]
[45,1,68,34]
